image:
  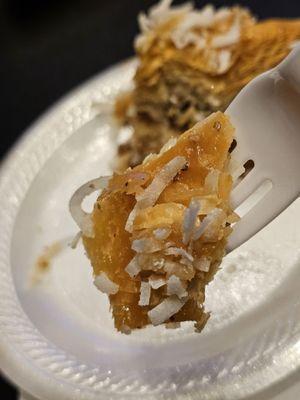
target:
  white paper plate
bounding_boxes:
[1,59,300,400]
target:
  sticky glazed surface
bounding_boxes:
[83,112,235,332]
[116,2,300,168]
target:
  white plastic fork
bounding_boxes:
[226,46,300,252]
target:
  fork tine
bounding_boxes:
[231,171,266,209]
[227,186,297,252]
[226,47,300,251]
[230,146,254,167]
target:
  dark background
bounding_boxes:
[1,0,300,397]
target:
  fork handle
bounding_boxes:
[278,45,300,92]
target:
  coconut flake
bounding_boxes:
[205,169,220,192]
[148,296,185,325]
[170,5,239,50]
[197,195,220,215]
[136,156,187,204]
[138,254,166,271]
[139,281,151,306]
[147,0,176,28]
[193,208,224,240]
[165,246,194,262]
[135,0,192,50]
[132,238,164,253]
[206,94,222,108]
[164,259,195,280]
[165,241,176,248]
[125,156,187,232]
[146,0,192,28]
[211,17,240,48]
[125,209,138,233]
[142,153,157,164]
[138,12,152,33]
[125,255,141,277]
[179,256,193,267]
[213,7,231,22]
[69,176,110,237]
[176,5,215,30]
[172,30,206,50]
[216,49,232,74]
[171,5,216,49]
[94,272,119,295]
[167,275,188,298]
[153,228,171,240]
[194,111,206,121]
[159,137,178,154]
[194,256,211,272]
[149,275,166,289]
[182,198,201,245]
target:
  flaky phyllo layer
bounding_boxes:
[70,112,241,333]
[115,0,300,168]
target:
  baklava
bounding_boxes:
[115,0,300,168]
[70,112,239,333]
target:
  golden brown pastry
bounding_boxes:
[70,112,238,333]
[116,1,300,168]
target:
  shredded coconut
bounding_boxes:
[176,5,215,29]
[193,208,224,240]
[139,281,151,306]
[136,156,187,204]
[213,7,231,22]
[148,296,186,325]
[153,228,171,240]
[216,49,232,74]
[135,0,242,78]
[169,3,240,54]
[138,12,152,33]
[164,259,195,280]
[179,256,193,267]
[196,195,220,215]
[167,275,188,298]
[206,94,222,108]
[125,156,187,232]
[137,254,166,271]
[171,5,215,49]
[149,275,166,289]
[205,169,220,192]
[165,246,194,262]
[159,137,178,154]
[132,238,164,253]
[94,272,119,295]
[125,256,141,277]
[194,256,211,272]
[172,30,206,49]
[141,0,192,30]
[182,198,201,245]
[211,17,240,48]
[69,176,110,237]
[135,0,192,50]
[142,153,157,164]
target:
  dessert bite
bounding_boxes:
[70,112,239,333]
[115,1,300,168]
